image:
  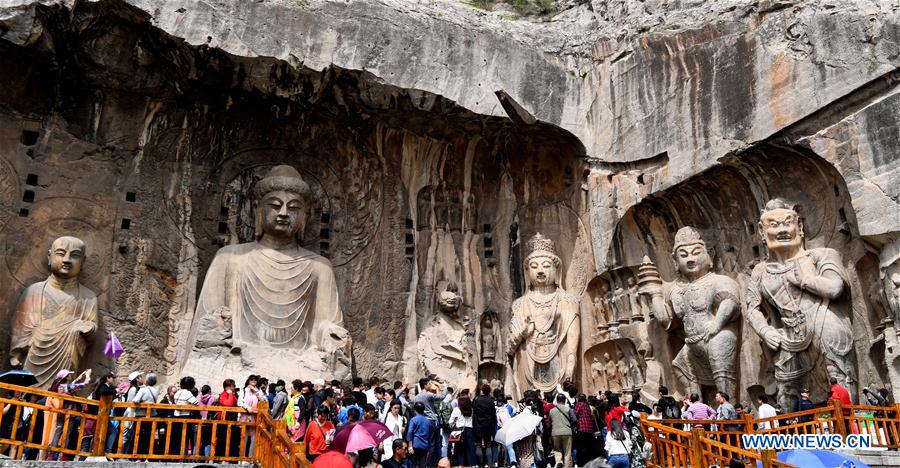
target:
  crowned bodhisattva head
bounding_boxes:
[253,165,312,243]
[525,232,561,290]
[671,226,711,281]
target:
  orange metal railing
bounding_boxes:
[0,381,311,466]
[642,399,900,467]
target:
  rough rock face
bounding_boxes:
[0,0,898,403]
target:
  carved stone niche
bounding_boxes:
[584,339,644,395]
[586,268,643,343]
[477,309,501,364]
[586,276,613,340]
[478,363,506,392]
[607,144,884,405]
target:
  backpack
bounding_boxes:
[436,400,453,430]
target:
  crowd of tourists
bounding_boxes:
[0,367,890,468]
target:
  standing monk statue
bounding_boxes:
[639,227,741,398]
[10,236,98,389]
[746,198,856,410]
[184,165,351,381]
[507,233,580,397]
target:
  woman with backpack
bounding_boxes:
[624,410,648,468]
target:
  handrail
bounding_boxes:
[0,381,99,406]
[0,381,277,463]
[0,380,313,465]
[255,404,310,468]
[695,427,796,467]
[641,399,900,467]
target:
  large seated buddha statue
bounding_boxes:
[182,165,351,381]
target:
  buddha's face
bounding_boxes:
[674,243,709,279]
[48,238,85,280]
[527,255,558,288]
[259,190,307,239]
[438,290,461,313]
[759,208,803,254]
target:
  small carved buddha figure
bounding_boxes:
[481,312,497,361]
[591,355,608,391]
[10,236,98,389]
[604,351,622,390]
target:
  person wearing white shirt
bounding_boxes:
[364,378,378,407]
[756,395,779,430]
[605,418,632,468]
[448,396,476,466]
[556,383,576,406]
[171,376,200,456]
[380,401,407,462]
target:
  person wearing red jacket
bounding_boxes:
[216,379,240,458]
[829,377,852,406]
[605,394,627,428]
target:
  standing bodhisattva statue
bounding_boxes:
[746,198,856,410]
[10,236,98,389]
[184,165,351,380]
[507,233,580,396]
[639,227,741,398]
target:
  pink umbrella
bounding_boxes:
[328,420,393,454]
[103,332,123,359]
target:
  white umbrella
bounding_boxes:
[495,410,543,445]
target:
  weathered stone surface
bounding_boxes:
[0,0,897,406]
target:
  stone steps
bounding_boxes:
[840,449,900,467]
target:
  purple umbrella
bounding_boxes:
[104,332,123,359]
[328,420,393,453]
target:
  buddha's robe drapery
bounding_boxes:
[195,242,343,350]
[11,281,98,389]
[507,289,580,395]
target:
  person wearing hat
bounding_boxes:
[45,369,91,460]
[790,388,815,424]
[120,371,144,454]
